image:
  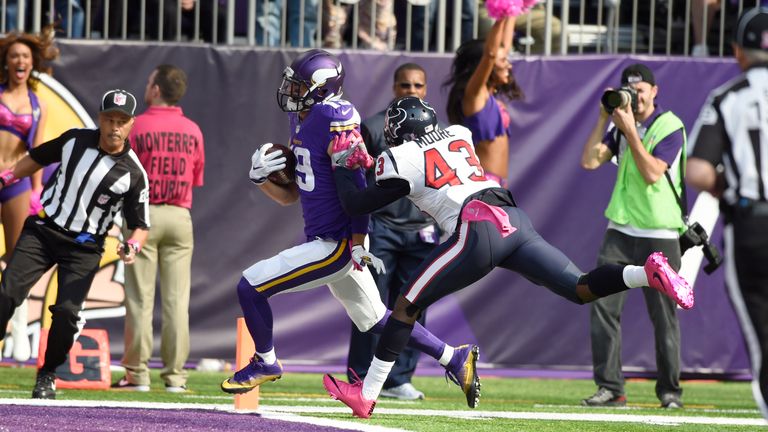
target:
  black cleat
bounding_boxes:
[32,370,56,400]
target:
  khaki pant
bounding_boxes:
[121,204,193,387]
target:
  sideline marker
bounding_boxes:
[234,317,259,410]
[37,328,111,389]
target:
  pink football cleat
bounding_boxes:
[323,371,376,419]
[644,252,694,310]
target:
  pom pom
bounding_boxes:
[485,0,535,19]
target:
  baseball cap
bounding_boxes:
[735,7,768,50]
[100,89,137,116]
[621,63,655,86]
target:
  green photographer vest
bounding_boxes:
[604,111,687,231]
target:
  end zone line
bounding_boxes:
[0,399,407,432]
[262,405,768,427]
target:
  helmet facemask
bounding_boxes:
[277,67,312,112]
[276,50,345,113]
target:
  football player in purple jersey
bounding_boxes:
[221,50,478,397]
[322,96,695,418]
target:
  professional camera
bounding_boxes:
[679,222,723,274]
[601,86,638,114]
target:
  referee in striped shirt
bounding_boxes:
[0,89,150,399]
[687,7,768,421]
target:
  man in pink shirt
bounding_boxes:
[113,64,205,393]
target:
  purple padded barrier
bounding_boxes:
[51,42,746,376]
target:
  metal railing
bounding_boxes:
[1,0,764,56]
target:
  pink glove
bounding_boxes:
[346,145,374,170]
[331,130,374,170]
[29,189,43,216]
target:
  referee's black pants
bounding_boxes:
[0,216,102,372]
[728,211,768,418]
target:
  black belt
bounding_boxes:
[35,210,104,245]
[462,187,517,209]
[732,199,768,217]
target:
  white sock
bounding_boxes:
[438,345,454,366]
[362,356,395,400]
[623,266,648,288]
[256,348,277,365]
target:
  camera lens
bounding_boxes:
[601,90,624,113]
[605,91,623,107]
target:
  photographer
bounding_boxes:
[580,63,687,409]
[686,7,768,421]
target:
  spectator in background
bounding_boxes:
[0,89,150,399]
[255,0,282,46]
[450,0,476,45]
[346,63,440,400]
[395,0,437,51]
[288,0,319,47]
[444,16,523,188]
[513,0,561,54]
[478,0,562,54]
[580,63,687,409]
[113,65,204,393]
[358,0,397,50]
[147,0,225,42]
[54,0,86,38]
[690,0,754,57]
[322,0,348,48]
[321,0,395,50]
[686,6,768,420]
[2,3,21,32]
[90,0,223,41]
[691,0,720,56]
[254,0,318,47]
[0,25,59,363]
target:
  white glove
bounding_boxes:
[249,143,287,185]
[351,244,386,274]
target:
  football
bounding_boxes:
[266,143,297,185]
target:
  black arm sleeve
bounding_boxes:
[122,171,150,230]
[29,129,74,166]
[333,168,410,216]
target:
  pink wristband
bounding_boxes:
[127,239,141,254]
[0,169,17,187]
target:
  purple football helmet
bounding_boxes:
[277,49,345,112]
[384,96,438,146]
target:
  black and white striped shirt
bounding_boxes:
[30,128,150,237]
[689,64,768,206]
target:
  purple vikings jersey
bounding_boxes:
[289,98,367,241]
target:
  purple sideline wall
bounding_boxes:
[52,42,746,375]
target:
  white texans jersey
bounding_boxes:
[375,124,500,236]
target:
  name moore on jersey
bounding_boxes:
[374,124,500,237]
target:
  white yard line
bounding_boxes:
[0,399,407,432]
[263,405,768,427]
[1,398,765,428]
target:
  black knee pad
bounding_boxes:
[375,318,414,362]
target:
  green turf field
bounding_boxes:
[1,366,765,431]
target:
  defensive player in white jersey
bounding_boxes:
[323,96,695,418]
